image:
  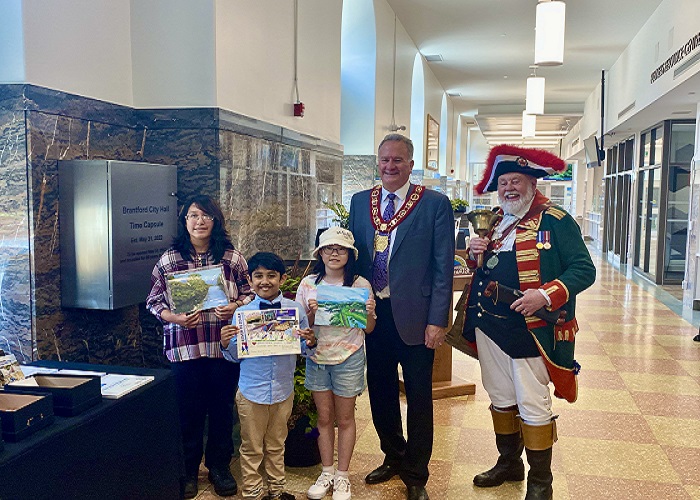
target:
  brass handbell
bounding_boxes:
[466,209,503,268]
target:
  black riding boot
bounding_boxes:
[473,431,525,487]
[521,420,557,500]
[474,405,524,487]
[524,447,553,500]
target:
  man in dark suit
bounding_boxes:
[348,134,454,500]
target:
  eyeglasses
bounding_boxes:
[321,246,348,256]
[185,214,214,222]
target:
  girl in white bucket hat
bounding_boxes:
[297,226,376,500]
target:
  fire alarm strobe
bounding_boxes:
[294,102,305,117]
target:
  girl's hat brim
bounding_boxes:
[312,227,359,259]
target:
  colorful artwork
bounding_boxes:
[315,285,369,329]
[0,353,25,385]
[544,163,573,181]
[236,308,301,358]
[166,265,229,313]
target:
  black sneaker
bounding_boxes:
[182,477,198,499]
[261,492,296,500]
[207,467,238,497]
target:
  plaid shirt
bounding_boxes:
[146,247,252,362]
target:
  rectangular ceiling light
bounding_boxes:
[522,111,536,138]
[526,76,545,115]
[534,1,565,66]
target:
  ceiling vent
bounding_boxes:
[447,91,462,97]
[424,54,443,62]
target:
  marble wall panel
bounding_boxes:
[143,128,220,202]
[0,109,32,362]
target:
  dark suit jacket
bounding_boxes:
[349,186,455,345]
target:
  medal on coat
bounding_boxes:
[536,230,551,250]
[374,233,389,252]
[486,254,499,269]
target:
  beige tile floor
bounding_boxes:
[194,252,700,499]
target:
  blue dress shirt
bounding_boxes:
[222,293,311,405]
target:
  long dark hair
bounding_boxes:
[312,249,357,287]
[173,195,233,263]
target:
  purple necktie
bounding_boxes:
[372,193,396,292]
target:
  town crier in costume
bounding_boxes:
[464,144,595,500]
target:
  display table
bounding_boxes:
[0,361,182,500]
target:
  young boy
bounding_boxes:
[221,252,316,500]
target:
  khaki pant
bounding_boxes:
[236,390,294,499]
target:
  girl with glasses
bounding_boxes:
[146,195,253,498]
[296,226,376,500]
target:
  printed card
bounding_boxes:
[236,308,301,358]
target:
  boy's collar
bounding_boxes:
[256,292,283,304]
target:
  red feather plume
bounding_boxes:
[475,144,566,195]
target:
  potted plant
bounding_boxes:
[280,271,322,467]
[280,257,312,300]
[323,201,350,229]
[284,360,321,467]
[451,198,469,213]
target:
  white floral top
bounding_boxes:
[295,274,373,365]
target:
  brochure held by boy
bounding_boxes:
[236,308,302,358]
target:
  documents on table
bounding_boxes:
[16,367,155,399]
[99,374,155,399]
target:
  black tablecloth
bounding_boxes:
[0,361,183,500]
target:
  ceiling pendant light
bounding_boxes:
[526,68,545,115]
[522,111,536,138]
[534,0,566,66]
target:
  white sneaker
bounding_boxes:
[307,471,334,499]
[332,475,351,500]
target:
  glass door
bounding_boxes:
[603,139,634,265]
[648,168,661,279]
[661,122,695,283]
[634,125,662,281]
[635,170,647,271]
[619,174,631,264]
[664,164,690,281]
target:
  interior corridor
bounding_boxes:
[194,250,700,499]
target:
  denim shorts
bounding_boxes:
[305,348,366,398]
